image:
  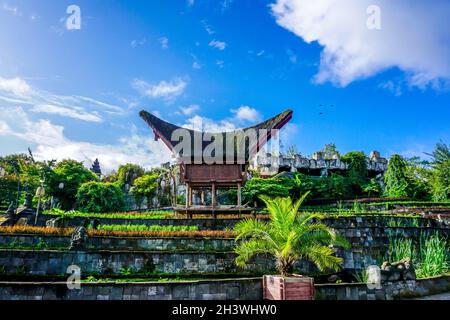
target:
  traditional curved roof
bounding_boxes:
[140,109,293,164]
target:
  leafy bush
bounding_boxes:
[131,174,158,209]
[243,178,290,207]
[48,160,98,210]
[341,151,368,195]
[117,163,145,187]
[384,155,409,198]
[416,233,448,278]
[76,181,126,213]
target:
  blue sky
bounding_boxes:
[0,0,449,171]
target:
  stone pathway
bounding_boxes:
[414,292,450,300]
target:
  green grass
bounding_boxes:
[416,233,449,278]
[93,224,199,232]
[44,209,175,220]
[386,232,449,279]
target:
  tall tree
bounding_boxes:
[426,142,450,201]
[384,154,409,198]
[49,160,98,210]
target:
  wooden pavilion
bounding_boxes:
[140,109,293,216]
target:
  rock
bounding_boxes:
[381,257,416,282]
[327,275,340,283]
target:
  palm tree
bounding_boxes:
[234,192,349,276]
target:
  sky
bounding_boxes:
[0,0,449,172]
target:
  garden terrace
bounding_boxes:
[0,215,447,278]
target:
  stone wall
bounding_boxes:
[1,275,448,300]
[0,234,235,252]
[315,275,450,300]
[0,278,262,300]
[0,249,273,275]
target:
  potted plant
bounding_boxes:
[234,192,349,300]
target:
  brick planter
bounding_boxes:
[263,275,315,300]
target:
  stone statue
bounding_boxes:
[381,257,416,282]
[5,202,15,217]
[69,225,88,251]
[23,193,33,208]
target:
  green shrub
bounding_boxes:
[341,151,368,194]
[95,224,199,232]
[384,155,409,198]
[243,178,290,206]
[76,181,126,213]
[48,160,98,210]
[416,233,448,278]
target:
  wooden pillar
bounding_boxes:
[185,183,189,209]
[211,183,216,209]
[188,186,193,206]
[201,191,205,206]
[237,183,242,207]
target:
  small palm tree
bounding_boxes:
[234,192,350,276]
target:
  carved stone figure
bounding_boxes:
[5,202,15,217]
[381,257,416,282]
[69,226,88,251]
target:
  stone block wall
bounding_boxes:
[1,276,448,300]
[0,278,262,300]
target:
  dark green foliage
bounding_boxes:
[117,163,145,187]
[341,152,368,194]
[289,173,352,201]
[76,181,125,213]
[0,153,56,207]
[384,155,409,198]
[48,160,98,210]
[362,178,382,197]
[426,142,450,201]
[243,178,290,206]
[131,174,158,208]
[0,174,19,207]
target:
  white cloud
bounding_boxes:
[286,49,298,64]
[179,104,200,116]
[2,3,20,16]
[379,80,402,96]
[209,39,227,51]
[216,60,224,68]
[180,106,264,133]
[159,37,169,49]
[181,115,236,133]
[30,105,102,123]
[192,61,201,69]
[131,38,147,48]
[0,77,31,95]
[187,0,195,7]
[132,78,187,102]
[271,0,450,87]
[202,20,215,35]
[0,76,123,122]
[0,107,171,172]
[231,106,262,123]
